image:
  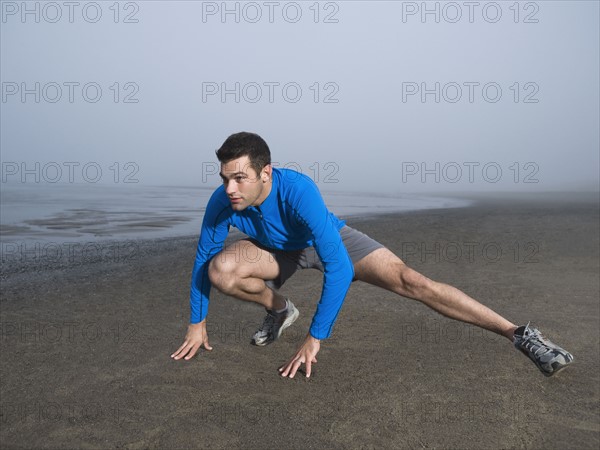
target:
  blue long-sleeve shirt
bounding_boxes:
[189,167,354,339]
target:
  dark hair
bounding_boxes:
[215,132,271,175]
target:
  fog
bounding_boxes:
[1,1,598,194]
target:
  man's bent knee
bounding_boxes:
[208,249,243,294]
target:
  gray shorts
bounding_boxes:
[245,225,384,290]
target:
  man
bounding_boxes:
[171,132,573,379]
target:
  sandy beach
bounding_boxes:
[1,192,598,449]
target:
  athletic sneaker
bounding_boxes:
[251,299,299,346]
[513,323,573,377]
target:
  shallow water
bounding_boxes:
[0,183,471,244]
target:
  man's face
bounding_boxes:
[219,156,271,211]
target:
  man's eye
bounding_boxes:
[235,176,246,182]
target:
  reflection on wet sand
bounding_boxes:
[2,209,193,239]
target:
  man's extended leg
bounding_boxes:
[353,247,518,340]
[353,246,573,375]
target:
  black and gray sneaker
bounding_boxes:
[251,299,300,346]
[513,323,573,377]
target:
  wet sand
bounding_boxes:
[1,192,598,449]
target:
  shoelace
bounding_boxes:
[521,325,551,357]
[258,311,278,333]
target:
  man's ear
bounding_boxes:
[262,164,272,182]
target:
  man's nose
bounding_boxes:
[225,179,237,195]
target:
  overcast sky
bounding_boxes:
[1,1,598,193]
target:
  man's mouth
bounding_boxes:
[229,197,242,203]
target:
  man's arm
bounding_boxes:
[295,182,354,340]
[279,180,354,377]
[171,188,231,361]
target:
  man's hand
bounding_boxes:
[171,320,212,361]
[279,333,320,378]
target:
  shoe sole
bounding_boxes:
[545,353,574,377]
[519,348,574,377]
[252,307,300,347]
